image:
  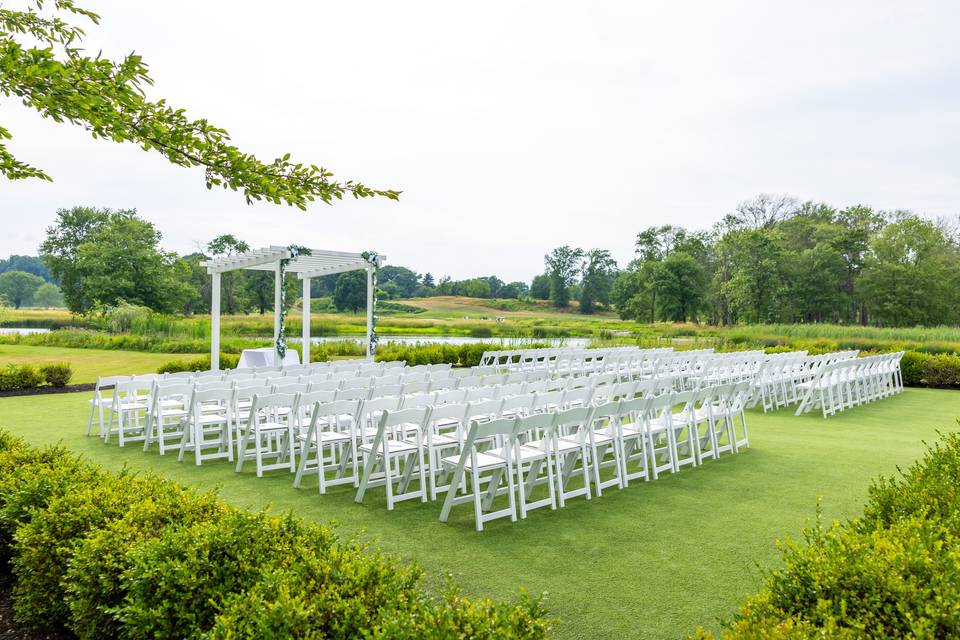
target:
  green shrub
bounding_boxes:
[0,363,44,391]
[701,430,960,639]
[118,512,336,639]
[470,326,494,338]
[899,351,928,386]
[39,362,72,387]
[11,470,153,628]
[156,353,240,373]
[920,353,960,387]
[207,545,423,640]
[0,430,551,639]
[65,485,227,640]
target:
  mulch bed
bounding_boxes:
[0,577,73,640]
[0,384,93,399]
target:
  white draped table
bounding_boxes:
[236,347,301,369]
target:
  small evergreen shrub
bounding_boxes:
[0,363,44,391]
[156,353,240,373]
[39,362,72,387]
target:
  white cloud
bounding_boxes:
[1,0,958,281]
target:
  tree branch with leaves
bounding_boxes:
[0,0,399,209]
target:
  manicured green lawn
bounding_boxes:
[0,344,203,383]
[1,388,957,639]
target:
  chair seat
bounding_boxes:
[533,437,583,453]
[440,451,507,471]
[358,439,419,455]
[197,414,228,425]
[427,432,458,446]
[118,401,148,411]
[301,430,352,444]
[489,444,547,463]
[254,421,289,432]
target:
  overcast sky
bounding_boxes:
[1,1,958,281]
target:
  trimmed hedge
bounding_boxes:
[0,363,44,391]
[0,362,73,391]
[156,353,240,373]
[0,431,551,639]
[696,429,960,638]
[39,362,72,387]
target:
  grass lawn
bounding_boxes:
[0,388,958,638]
[0,344,203,383]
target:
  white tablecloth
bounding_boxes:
[236,347,301,369]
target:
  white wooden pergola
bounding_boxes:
[201,246,384,370]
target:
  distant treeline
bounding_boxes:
[7,196,958,328]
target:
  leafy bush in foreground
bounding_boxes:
[697,430,960,639]
[0,431,551,639]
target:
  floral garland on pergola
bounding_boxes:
[361,250,380,355]
[275,245,312,363]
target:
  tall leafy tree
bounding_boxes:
[31,282,63,308]
[38,206,113,311]
[206,235,250,314]
[654,253,706,322]
[529,274,550,300]
[544,246,583,308]
[0,270,44,308]
[0,1,399,208]
[579,249,617,314]
[71,214,194,312]
[333,270,367,313]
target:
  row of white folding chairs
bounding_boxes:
[292,379,749,527]
[219,373,661,480]
[795,352,904,418]
[362,380,752,531]
[755,350,858,412]
[167,380,634,478]
[96,362,635,449]
[142,368,619,463]
[687,351,767,389]
[751,351,811,411]
[478,346,656,371]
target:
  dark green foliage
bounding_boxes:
[38,362,72,386]
[0,363,44,391]
[156,353,240,373]
[375,342,548,368]
[11,471,157,627]
[703,431,960,639]
[65,486,227,640]
[0,432,550,639]
[0,255,51,282]
[0,270,45,308]
[333,270,368,312]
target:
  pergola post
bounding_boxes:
[211,271,221,371]
[302,277,311,364]
[273,260,282,362]
[366,267,374,358]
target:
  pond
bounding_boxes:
[0,328,51,335]
[298,335,591,348]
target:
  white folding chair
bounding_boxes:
[355,407,433,510]
[178,386,235,465]
[293,399,362,493]
[235,392,300,477]
[144,381,191,455]
[439,417,519,531]
[86,375,130,437]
